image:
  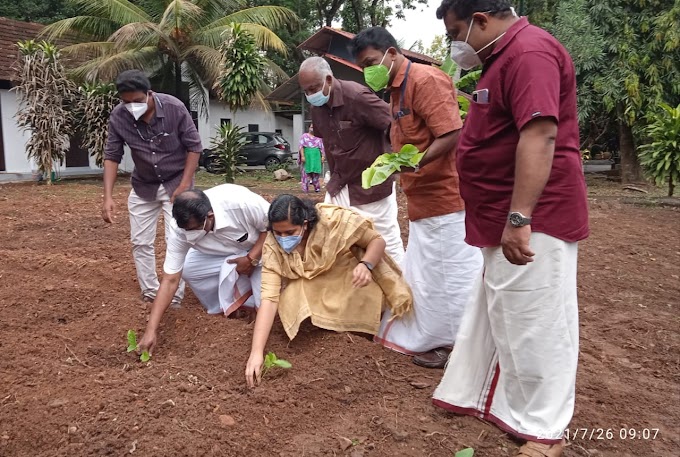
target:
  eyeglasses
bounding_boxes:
[134,117,169,144]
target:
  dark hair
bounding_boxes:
[350,27,402,58]
[436,0,513,21]
[115,69,151,94]
[268,194,319,232]
[172,189,213,228]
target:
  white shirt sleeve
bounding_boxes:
[241,193,270,233]
[163,226,191,274]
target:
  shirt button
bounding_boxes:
[158,175,161,178]
[154,165,158,167]
[152,152,156,154]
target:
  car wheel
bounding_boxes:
[264,156,281,168]
[204,156,223,174]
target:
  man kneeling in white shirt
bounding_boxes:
[138,184,270,354]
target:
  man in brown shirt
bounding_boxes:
[298,57,404,265]
[102,70,203,305]
[352,28,482,368]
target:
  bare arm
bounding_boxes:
[501,117,557,265]
[353,235,386,288]
[137,271,182,354]
[101,160,119,223]
[299,147,305,163]
[245,298,279,387]
[419,130,460,167]
[510,118,557,216]
[172,151,200,202]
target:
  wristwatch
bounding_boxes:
[360,260,374,271]
[508,211,532,228]
[246,253,261,267]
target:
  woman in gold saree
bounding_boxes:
[245,194,411,387]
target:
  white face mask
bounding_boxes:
[125,94,149,120]
[449,15,506,70]
[183,217,208,244]
[305,79,331,107]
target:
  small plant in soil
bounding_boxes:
[454,448,474,457]
[127,330,151,362]
[262,352,291,378]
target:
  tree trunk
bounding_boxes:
[618,121,643,184]
[174,60,190,111]
[670,178,675,197]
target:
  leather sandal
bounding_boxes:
[412,347,452,369]
[516,439,565,457]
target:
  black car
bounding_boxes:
[201,132,293,173]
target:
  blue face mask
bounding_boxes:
[305,79,330,107]
[275,226,305,253]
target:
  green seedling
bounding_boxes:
[454,448,474,457]
[126,329,151,363]
[361,144,425,189]
[262,351,292,377]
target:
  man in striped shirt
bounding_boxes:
[102,70,203,306]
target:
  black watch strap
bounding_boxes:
[360,260,374,271]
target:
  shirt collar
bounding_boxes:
[389,58,411,90]
[487,17,530,60]
[329,77,344,108]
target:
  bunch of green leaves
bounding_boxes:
[126,330,151,362]
[638,102,680,197]
[76,82,118,167]
[215,24,266,111]
[210,124,247,183]
[362,144,424,189]
[456,70,481,94]
[13,40,76,183]
[262,351,292,377]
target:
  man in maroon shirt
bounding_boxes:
[102,70,203,306]
[431,2,589,456]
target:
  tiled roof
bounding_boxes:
[0,16,78,83]
[299,26,441,66]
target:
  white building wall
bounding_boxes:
[201,100,297,149]
[1,92,297,178]
[0,88,33,173]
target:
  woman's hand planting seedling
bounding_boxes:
[127,329,151,362]
[361,144,425,189]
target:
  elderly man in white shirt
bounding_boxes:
[138,184,270,354]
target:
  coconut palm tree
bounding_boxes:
[42,0,298,117]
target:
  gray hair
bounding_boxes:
[299,57,333,80]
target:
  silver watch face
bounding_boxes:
[509,212,526,227]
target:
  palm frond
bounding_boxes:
[69,0,152,25]
[159,0,204,33]
[182,62,210,119]
[70,46,163,82]
[109,22,173,53]
[249,89,272,112]
[183,44,223,84]
[195,0,242,23]
[200,6,298,36]
[196,23,288,53]
[262,56,289,82]
[60,41,115,60]
[41,16,119,41]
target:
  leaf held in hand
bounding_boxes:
[140,351,151,363]
[454,448,475,457]
[361,144,424,189]
[127,329,137,353]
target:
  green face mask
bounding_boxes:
[363,51,393,92]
